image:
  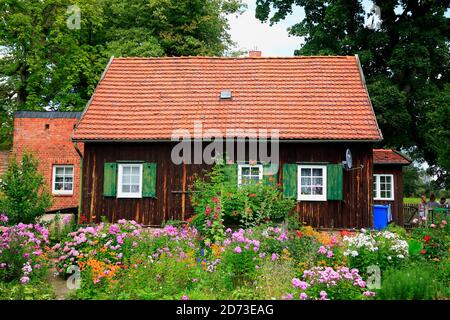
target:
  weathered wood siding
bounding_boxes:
[373,165,404,226]
[81,142,373,228]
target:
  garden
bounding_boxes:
[0,161,449,300]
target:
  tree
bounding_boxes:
[255,0,450,186]
[0,152,52,224]
[0,0,243,147]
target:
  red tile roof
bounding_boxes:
[73,56,382,141]
[373,149,411,165]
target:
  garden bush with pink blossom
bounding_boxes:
[284,266,376,300]
[0,215,50,285]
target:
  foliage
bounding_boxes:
[52,219,144,278]
[343,230,409,275]
[409,221,449,262]
[0,280,55,300]
[190,162,295,243]
[49,221,450,300]
[255,0,450,187]
[47,214,78,245]
[376,264,443,300]
[0,221,50,284]
[0,0,244,147]
[286,266,375,300]
[0,152,52,225]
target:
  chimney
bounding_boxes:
[248,50,262,58]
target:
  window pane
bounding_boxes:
[301,177,311,186]
[241,167,250,175]
[122,185,130,193]
[301,186,311,195]
[301,168,311,176]
[55,167,64,175]
[312,168,322,177]
[312,178,323,186]
[313,187,323,195]
[55,177,64,183]
[64,177,73,183]
[65,167,73,175]
[64,183,73,191]
[131,175,140,184]
[123,176,131,184]
[380,176,386,183]
[251,167,260,175]
[123,166,131,175]
[130,185,140,193]
[131,166,140,175]
[55,183,63,190]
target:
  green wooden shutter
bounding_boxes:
[263,163,279,186]
[223,163,238,185]
[103,162,117,197]
[282,164,297,198]
[327,163,343,200]
[143,162,157,198]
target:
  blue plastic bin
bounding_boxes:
[373,205,389,230]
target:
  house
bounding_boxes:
[373,149,411,226]
[72,54,384,228]
[12,111,84,212]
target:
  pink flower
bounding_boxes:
[20,276,30,284]
[292,278,309,290]
[299,293,307,300]
[181,295,189,300]
[206,220,212,228]
[363,291,376,297]
[271,253,278,261]
[281,293,293,300]
[318,246,327,254]
[234,246,242,254]
[442,220,447,225]
[320,291,328,300]
[430,224,436,228]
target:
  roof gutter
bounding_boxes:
[355,54,384,142]
[71,138,383,143]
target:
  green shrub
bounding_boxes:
[0,280,55,300]
[0,152,52,224]
[377,264,443,300]
[190,162,295,242]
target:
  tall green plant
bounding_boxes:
[0,152,52,224]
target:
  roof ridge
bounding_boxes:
[112,56,356,60]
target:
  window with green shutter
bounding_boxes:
[142,162,157,198]
[103,162,117,197]
[282,164,297,198]
[327,163,343,200]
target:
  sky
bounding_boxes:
[228,0,450,57]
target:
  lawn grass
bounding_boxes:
[403,198,422,204]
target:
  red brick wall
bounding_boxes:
[13,117,83,211]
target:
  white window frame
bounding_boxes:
[373,174,394,201]
[297,165,327,201]
[52,165,74,195]
[238,164,263,186]
[117,163,143,199]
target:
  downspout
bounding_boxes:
[73,141,83,223]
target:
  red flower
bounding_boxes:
[80,214,88,223]
[248,193,257,197]
[296,230,303,238]
[205,207,212,216]
[212,197,219,204]
[424,235,431,243]
[420,249,426,255]
[215,206,221,213]
[213,214,218,220]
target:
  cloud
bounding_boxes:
[228,0,304,57]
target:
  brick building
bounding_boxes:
[13,111,83,212]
